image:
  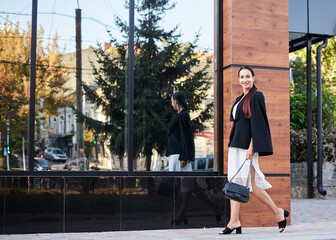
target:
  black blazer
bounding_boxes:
[228,91,273,156]
[166,109,195,161]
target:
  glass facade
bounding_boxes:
[132,0,214,172]
[0,2,32,171]
[0,0,216,174]
[1,176,229,234]
[0,0,227,235]
[30,0,129,172]
[65,177,120,232]
[3,177,64,234]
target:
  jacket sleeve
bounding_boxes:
[178,113,195,161]
[250,92,273,156]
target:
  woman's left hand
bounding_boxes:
[246,147,255,160]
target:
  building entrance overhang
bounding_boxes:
[289,0,336,52]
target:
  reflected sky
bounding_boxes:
[1,0,214,53]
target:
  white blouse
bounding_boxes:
[232,102,239,120]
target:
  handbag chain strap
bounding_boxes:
[229,159,252,188]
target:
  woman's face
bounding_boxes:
[239,69,254,91]
[171,96,177,110]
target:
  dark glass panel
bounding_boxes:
[4,177,63,234]
[0,177,4,233]
[65,177,120,232]
[121,177,174,230]
[174,177,229,228]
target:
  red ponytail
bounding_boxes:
[243,85,257,119]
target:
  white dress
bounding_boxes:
[168,154,208,192]
[228,102,272,192]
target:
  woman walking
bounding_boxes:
[166,91,195,172]
[219,66,289,235]
[166,92,222,225]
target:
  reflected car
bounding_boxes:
[193,157,214,171]
[44,148,67,162]
[34,158,51,171]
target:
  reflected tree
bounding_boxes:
[79,0,213,170]
[0,20,71,164]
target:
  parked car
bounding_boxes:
[34,158,51,171]
[44,148,67,162]
[193,157,214,171]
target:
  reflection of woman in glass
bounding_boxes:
[166,92,222,225]
[166,91,194,171]
[219,66,289,235]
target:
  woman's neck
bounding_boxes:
[243,86,253,96]
[177,106,184,113]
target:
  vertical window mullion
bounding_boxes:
[28,0,38,174]
[127,0,135,175]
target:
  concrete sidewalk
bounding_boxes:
[1,198,336,240]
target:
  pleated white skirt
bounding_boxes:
[228,147,272,192]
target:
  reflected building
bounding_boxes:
[39,45,215,171]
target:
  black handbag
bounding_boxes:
[223,159,252,203]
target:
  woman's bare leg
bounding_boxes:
[219,199,241,233]
[250,166,286,231]
[226,200,241,229]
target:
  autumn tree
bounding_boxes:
[0,20,71,159]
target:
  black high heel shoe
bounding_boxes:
[278,210,290,233]
[218,226,242,235]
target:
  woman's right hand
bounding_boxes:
[246,147,255,160]
[181,160,187,168]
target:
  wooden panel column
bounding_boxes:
[222,0,290,227]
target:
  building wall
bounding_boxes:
[291,162,336,198]
[221,0,291,227]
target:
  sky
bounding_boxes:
[1,0,214,53]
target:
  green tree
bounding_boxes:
[289,38,336,130]
[290,37,336,91]
[78,0,212,170]
[290,88,336,130]
[321,37,336,90]
[289,37,336,163]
